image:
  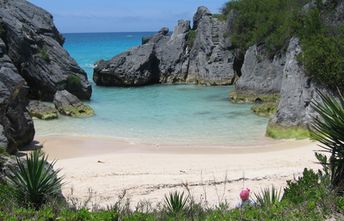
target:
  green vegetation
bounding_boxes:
[29,108,59,121]
[67,74,82,90]
[164,191,188,216]
[254,186,282,208]
[58,103,95,118]
[186,30,197,48]
[6,150,63,209]
[251,102,278,117]
[222,0,310,56]
[38,46,50,62]
[311,91,344,193]
[229,91,279,104]
[0,167,343,220]
[222,0,344,88]
[212,13,227,21]
[266,123,310,139]
[299,17,344,89]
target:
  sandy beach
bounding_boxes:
[36,135,321,209]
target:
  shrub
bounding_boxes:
[38,47,50,62]
[311,91,344,193]
[186,30,197,48]
[299,25,344,89]
[6,150,63,209]
[66,74,82,89]
[255,186,282,208]
[222,0,310,55]
[164,191,188,216]
[283,169,330,205]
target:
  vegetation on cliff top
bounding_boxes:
[222,0,344,89]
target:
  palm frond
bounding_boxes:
[311,90,344,193]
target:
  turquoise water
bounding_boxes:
[34,33,269,146]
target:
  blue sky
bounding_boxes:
[29,0,227,33]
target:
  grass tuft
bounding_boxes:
[266,123,310,139]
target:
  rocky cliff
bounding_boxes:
[0,38,34,154]
[94,6,236,86]
[231,1,344,137]
[0,0,92,101]
[0,0,92,153]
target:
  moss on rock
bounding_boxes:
[28,101,59,120]
[251,102,278,117]
[229,90,279,104]
[59,104,95,118]
[30,111,58,121]
[266,123,310,140]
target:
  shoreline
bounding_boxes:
[35,135,316,159]
[35,135,321,208]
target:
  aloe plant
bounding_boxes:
[164,191,188,215]
[311,90,344,193]
[254,186,282,208]
[6,150,63,209]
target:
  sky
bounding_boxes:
[29,0,227,33]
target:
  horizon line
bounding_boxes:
[62,31,159,35]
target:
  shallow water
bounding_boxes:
[34,33,269,145]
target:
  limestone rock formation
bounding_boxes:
[94,6,236,86]
[28,100,59,120]
[94,43,160,86]
[0,38,34,153]
[186,7,235,85]
[235,45,285,96]
[53,90,94,118]
[0,0,92,101]
[269,37,328,129]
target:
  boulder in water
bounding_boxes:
[53,90,94,118]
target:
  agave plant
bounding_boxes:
[311,90,344,193]
[6,150,63,209]
[164,191,188,215]
[254,186,282,208]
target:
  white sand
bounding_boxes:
[36,135,321,209]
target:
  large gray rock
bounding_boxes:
[235,45,285,94]
[186,8,236,85]
[94,6,236,86]
[53,90,94,118]
[0,0,92,101]
[0,38,35,153]
[94,43,160,86]
[269,37,330,128]
[157,20,190,83]
[28,100,58,120]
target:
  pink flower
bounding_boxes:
[240,188,251,201]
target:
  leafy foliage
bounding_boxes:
[164,191,188,216]
[311,91,344,193]
[186,30,197,48]
[299,23,344,89]
[66,74,82,89]
[222,0,344,88]
[254,186,282,208]
[283,169,330,205]
[222,0,310,55]
[6,150,63,209]
[38,46,50,62]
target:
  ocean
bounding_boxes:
[34,32,269,146]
